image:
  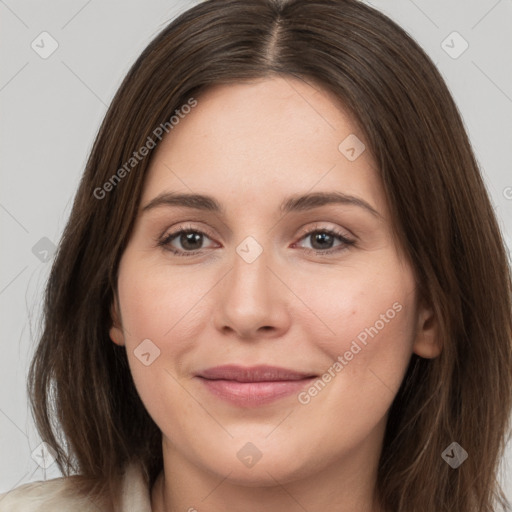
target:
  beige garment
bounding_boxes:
[0,462,152,512]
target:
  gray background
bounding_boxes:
[1,0,511,501]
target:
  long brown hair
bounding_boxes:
[27,0,512,510]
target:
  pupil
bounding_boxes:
[181,232,202,250]
[312,232,333,250]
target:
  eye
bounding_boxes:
[157,223,355,257]
[157,224,218,257]
[293,225,355,255]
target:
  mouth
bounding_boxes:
[196,365,317,407]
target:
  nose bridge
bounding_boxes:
[213,232,286,337]
[230,234,273,303]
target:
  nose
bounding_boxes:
[213,241,291,341]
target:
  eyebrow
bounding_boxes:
[141,191,382,218]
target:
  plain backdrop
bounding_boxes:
[1,0,511,502]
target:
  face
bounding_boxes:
[110,76,440,488]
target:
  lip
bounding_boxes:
[196,365,317,407]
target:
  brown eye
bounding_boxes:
[172,231,204,251]
[158,225,218,257]
[295,228,355,255]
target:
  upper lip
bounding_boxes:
[197,365,316,382]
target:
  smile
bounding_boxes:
[196,365,317,407]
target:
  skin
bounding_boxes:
[109,75,441,512]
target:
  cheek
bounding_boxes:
[297,260,415,353]
[117,259,208,347]
[115,261,204,411]
[295,260,416,404]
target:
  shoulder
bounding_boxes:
[0,476,101,512]
[0,462,152,512]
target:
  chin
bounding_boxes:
[198,444,316,487]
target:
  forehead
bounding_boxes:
[141,76,386,219]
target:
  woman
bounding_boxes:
[1,0,511,511]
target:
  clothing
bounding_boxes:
[0,462,152,512]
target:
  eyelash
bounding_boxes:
[156,223,356,258]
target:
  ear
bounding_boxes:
[412,298,442,359]
[109,294,125,346]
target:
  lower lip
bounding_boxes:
[198,377,315,407]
